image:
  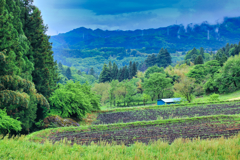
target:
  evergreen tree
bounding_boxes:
[117,68,123,82]
[124,66,129,80]
[156,48,165,67]
[129,61,133,79]
[99,63,111,83]
[220,53,228,66]
[132,62,137,77]
[194,55,204,65]
[77,70,82,75]
[164,49,172,67]
[22,4,59,100]
[157,48,172,68]
[66,67,72,80]
[108,61,112,80]
[200,47,205,59]
[145,54,156,67]
[89,67,95,76]
[112,62,118,80]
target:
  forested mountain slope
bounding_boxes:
[50,17,240,52]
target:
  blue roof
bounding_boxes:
[158,98,181,103]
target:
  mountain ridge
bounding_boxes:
[50,16,240,52]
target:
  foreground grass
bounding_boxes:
[1,133,240,160]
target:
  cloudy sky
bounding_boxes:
[33,0,240,36]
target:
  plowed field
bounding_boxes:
[94,102,240,124]
[48,117,240,146]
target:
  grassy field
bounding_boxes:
[1,91,240,159]
[193,90,240,102]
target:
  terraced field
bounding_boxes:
[94,102,240,124]
[25,101,240,147]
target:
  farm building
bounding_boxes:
[157,98,181,105]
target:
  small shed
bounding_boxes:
[157,98,181,105]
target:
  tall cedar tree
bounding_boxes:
[108,61,112,81]
[124,66,129,80]
[112,62,118,80]
[99,63,111,83]
[117,68,123,82]
[22,3,59,100]
[129,61,133,79]
[200,47,205,59]
[66,67,72,80]
[0,0,49,134]
[132,62,137,77]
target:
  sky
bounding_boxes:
[33,0,240,36]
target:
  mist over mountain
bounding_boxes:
[50,16,240,52]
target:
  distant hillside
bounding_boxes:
[50,17,240,52]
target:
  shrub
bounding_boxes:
[0,108,22,135]
[48,80,100,119]
[208,93,220,102]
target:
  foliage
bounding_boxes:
[49,81,100,119]
[208,93,220,102]
[143,73,172,100]
[92,82,111,105]
[142,94,151,105]
[174,76,196,103]
[144,65,165,79]
[0,108,22,135]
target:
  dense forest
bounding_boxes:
[1,0,240,138]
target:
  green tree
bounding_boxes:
[89,67,95,76]
[142,93,150,106]
[77,70,82,75]
[143,73,172,100]
[144,65,165,79]
[174,76,195,103]
[218,54,240,93]
[157,48,172,68]
[112,62,118,80]
[99,63,111,83]
[49,81,100,119]
[132,62,137,77]
[124,66,129,80]
[194,55,204,65]
[0,108,22,135]
[200,47,205,59]
[109,80,119,107]
[23,5,59,100]
[0,2,49,134]
[66,67,72,80]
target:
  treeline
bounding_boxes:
[99,61,138,83]
[184,42,240,66]
[0,0,101,135]
[137,48,172,71]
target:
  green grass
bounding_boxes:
[1,132,240,160]
[193,90,240,103]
